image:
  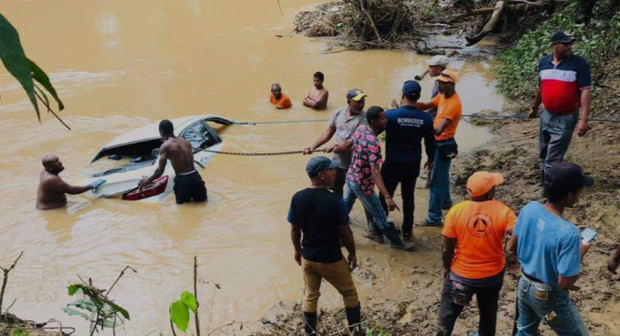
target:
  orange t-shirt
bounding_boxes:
[431,93,462,141]
[442,200,516,279]
[270,93,292,109]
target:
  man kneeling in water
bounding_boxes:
[138,119,207,204]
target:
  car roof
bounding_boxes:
[102,115,213,148]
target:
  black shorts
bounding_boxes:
[173,171,207,204]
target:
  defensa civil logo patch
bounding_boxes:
[467,213,494,238]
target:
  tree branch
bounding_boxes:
[358,0,382,43]
[33,89,71,130]
[466,1,506,46]
[194,256,201,336]
[0,251,23,313]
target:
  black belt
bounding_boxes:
[436,138,455,143]
[523,272,544,284]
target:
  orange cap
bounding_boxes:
[437,70,459,84]
[466,171,504,197]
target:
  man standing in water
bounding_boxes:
[269,83,292,109]
[288,156,362,336]
[138,119,207,204]
[303,71,329,110]
[416,70,462,226]
[529,31,591,184]
[36,154,105,210]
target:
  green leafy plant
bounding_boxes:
[169,256,203,335]
[63,266,136,335]
[169,291,198,332]
[365,327,392,336]
[496,0,620,101]
[0,13,64,121]
[12,328,29,336]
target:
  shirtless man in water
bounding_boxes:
[302,71,329,110]
[36,154,105,210]
[138,119,207,204]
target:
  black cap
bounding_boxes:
[545,162,593,191]
[551,31,576,44]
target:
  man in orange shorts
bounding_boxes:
[270,83,292,109]
[436,171,516,336]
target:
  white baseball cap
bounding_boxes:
[426,55,449,67]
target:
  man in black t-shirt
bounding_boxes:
[288,156,362,336]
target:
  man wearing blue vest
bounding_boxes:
[380,80,435,242]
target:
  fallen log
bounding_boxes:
[466,1,506,46]
[447,0,568,23]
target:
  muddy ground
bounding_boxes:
[248,39,620,336]
[250,110,619,336]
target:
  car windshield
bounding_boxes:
[180,120,218,151]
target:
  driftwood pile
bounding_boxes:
[293,0,578,51]
[294,0,418,49]
[340,0,416,46]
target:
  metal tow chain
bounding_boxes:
[200,148,328,156]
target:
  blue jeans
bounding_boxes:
[516,275,589,336]
[343,180,389,231]
[427,149,453,223]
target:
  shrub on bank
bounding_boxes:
[496,1,620,101]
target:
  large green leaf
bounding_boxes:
[0,13,39,120]
[67,284,83,296]
[180,291,197,313]
[27,57,64,110]
[170,300,190,332]
[107,301,130,320]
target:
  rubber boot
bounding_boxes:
[303,312,317,336]
[383,223,415,251]
[345,305,363,336]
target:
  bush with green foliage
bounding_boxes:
[496,1,620,100]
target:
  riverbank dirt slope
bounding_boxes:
[251,28,620,336]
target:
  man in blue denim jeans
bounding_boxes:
[343,106,413,251]
[416,70,462,226]
[507,162,594,336]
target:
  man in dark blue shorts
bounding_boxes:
[138,120,207,204]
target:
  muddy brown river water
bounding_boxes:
[0,0,505,334]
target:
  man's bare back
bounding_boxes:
[139,120,207,203]
[160,137,195,175]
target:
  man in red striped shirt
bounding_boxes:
[529,31,591,184]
